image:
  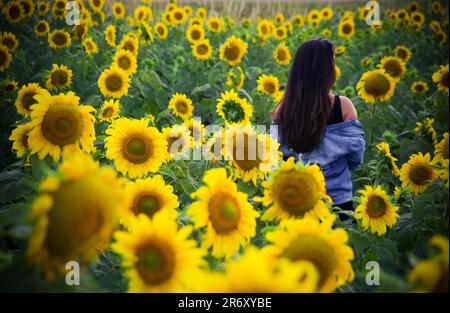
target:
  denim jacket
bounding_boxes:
[273,120,365,205]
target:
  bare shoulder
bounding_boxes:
[339,96,358,121]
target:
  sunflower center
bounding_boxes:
[115,7,122,14]
[224,44,240,62]
[136,242,175,285]
[232,134,261,171]
[174,12,183,21]
[222,100,245,123]
[196,44,209,55]
[342,23,352,34]
[42,104,83,146]
[118,56,131,70]
[191,30,201,40]
[52,32,68,46]
[442,71,449,88]
[282,236,336,289]
[134,194,161,218]
[157,27,164,35]
[409,164,433,185]
[37,23,46,32]
[364,73,390,96]
[264,81,276,94]
[123,41,135,53]
[102,107,114,118]
[9,5,21,19]
[123,136,153,164]
[415,84,424,92]
[105,74,123,92]
[0,50,7,65]
[208,193,241,234]
[277,49,287,61]
[367,195,387,218]
[211,21,218,30]
[56,0,65,9]
[2,37,14,50]
[273,171,321,217]
[383,60,402,77]
[45,178,109,259]
[51,70,68,87]
[22,92,39,110]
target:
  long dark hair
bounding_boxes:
[272,38,336,153]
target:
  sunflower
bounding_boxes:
[408,235,449,293]
[0,44,12,72]
[27,91,95,162]
[120,175,179,227]
[162,125,191,161]
[273,43,291,65]
[335,45,346,56]
[338,20,355,38]
[400,152,438,195]
[186,24,204,43]
[170,7,187,25]
[118,34,139,56]
[188,167,259,259]
[257,19,273,39]
[2,0,24,24]
[88,0,104,12]
[98,67,130,99]
[166,93,193,121]
[191,39,212,61]
[376,141,400,176]
[113,49,137,76]
[435,132,449,162]
[9,122,34,158]
[46,64,73,90]
[219,36,248,66]
[0,32,19,52]
[216,89,253,125]
[103,24,116,47]
[378,56,406,82]
[293,15,305,28]
[263,217,354,292]
[37,0,50,16]
[112,213,205,292]
[321,7,333,20]
[155,22,168,40]
[3,79,18,93]
[257,74,280,97]
[99,99,120,123]
[105,118,167,179]
[27,153,124,280]
[223,125,280,184]
[134,5,152,23]
[357,69,396,103]
[432,64,449,94]
[241,18,251,28]
[112,2,125,19]
[255,157,332,222]
[82,37,98,55]
[183,118,205,148]
[48,29,71,49]
[15,83,46,117]
[393,45,412,63]
[34,20,50,36]
[226,66,245,89]
[202,129,224,162]
[73,23,88,42]
[273,27,287,40]
[436,31,447,46]
[207,17,224,33]
[307,9,321,23]
[355,185,399,236]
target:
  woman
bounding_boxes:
[272,38,365,213]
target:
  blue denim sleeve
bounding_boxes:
[347,136,365,170]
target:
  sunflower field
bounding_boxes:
[0,0,448,293]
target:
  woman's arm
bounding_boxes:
[340,96,358,121]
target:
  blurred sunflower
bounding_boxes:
[216,89,252,125]
[376,141,400,176]
[105,118,167,178]
[257,74,280,97]
[0,32,19,52]
[435,132,449,162]
[223,125,279,184]
[188,167,259,259]
[357,69,396,103]
[112,213,205,292]
[48,29,71,49]
[411,81,429,94]
[263,217,354,292]
[46,64,73,90]
[120,175,179,226]
[3,79,18,93]
[73,23,88,42]
[257,19,273,39]
[112,2,125,19]
[394,45,412,63]
[155,22,168,39]
[27,91,96,161]
[98,67,130,98]
[273,43,291,65]
[273,27,287,40]
[0,44,12,72]
[338,20,355,38]
[104,25,116,47]
[255,157,332,222]
[82,37,98,55]
[355,185,399,236]
[28,153,124,280]
[219,35,248,66]
[432,64,449,94]
[170,7,187,25]
[15,83,46,117]
[400,152,438,195]
[37,0,50,16]
[118,34,139,56]
[99,99,120,123]
[183,118,205,148]
[9,122,33,157]
[226,66,245,89]
[321,7,333,20]
[186,24,204,43]
[134,5,152,23]
[113,49,137,76]
[191,39,212,61]
[207,16,224,33]
[2,0,24,23]
[34,20,50,36]
[335,45,346,56]
[378,56,406,82]
[162,124,191,160]
[168,93,193,121]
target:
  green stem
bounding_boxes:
[370,102,377,145]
